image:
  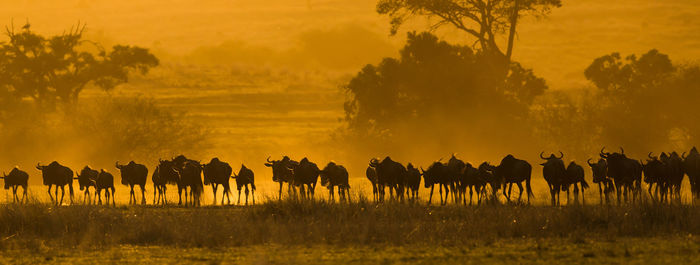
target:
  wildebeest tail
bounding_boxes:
[526,178,534,199]
[251,183,257,190]
[581,179,589,189]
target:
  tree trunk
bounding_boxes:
[505,0,521,63]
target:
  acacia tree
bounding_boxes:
[377,0,561,65]
[0,23,159,109]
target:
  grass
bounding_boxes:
[0,198,699,263]
[0,197,699,249]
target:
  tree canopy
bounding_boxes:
[0,23,159,109]
[344,32,546,153]
[376,0,561,63]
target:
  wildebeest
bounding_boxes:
[232,164,256,205]
[494,154,533,203]
[683,147,700,201]
[587,158,613,204]
[642,153,668,202]
[421,161,449,205]
[115,161,148,205]
[446,154,465,204]
[478,162,500,200]
[564,161,588,205]
[265,156,295,200]
[36,161,74,205]
[202,158,233,205]
[95,169,116,206]
[319,162,350,202]
[600,147,642,204]
[369,157,406,202]
[76,166,98,204]
[404,163,421,201]
[179,160,204,206]
[1,167,28,203]
[290,158,320,199]
[460,163,485,205]
[365,166,379,201]
[152,159,179,205]
[540,152,566,206]
[664,152,685,203]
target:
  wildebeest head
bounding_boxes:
[587,158,608,183]
[77,166,98,190]
[539,151,564,165]
[265,156,295,183]
[478,162,500,193]
[320,161,339,187]
[157,159,180,184]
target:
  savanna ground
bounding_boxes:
[1,198,699,264]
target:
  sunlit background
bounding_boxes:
[1,0,700,204]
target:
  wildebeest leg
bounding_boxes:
[48,185,54,203]
[427,185,434,205]
[444,184,451,205]
[163,186,168,205]
[438,184,443,205]
[178,186,183,205]
[140,185,146,205]
[573,183,579,204]
[97,189,102,205]
[598,183,603,205]
[244,185,250,205]
[469,186,473,206]
[516,182,524,202]
[252,185,256,205]
[548,184,555,206]
[112,187,116,206]
[506,183,513,203]
[58,186,64,206]
[131,185,136,205]
[212,184,218,205]
[237,188,242,205]
[278,182,283,200]
[372,184,377,202]
[329,186,334,202]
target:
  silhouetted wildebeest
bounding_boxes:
[95,169,116,206]
[290,158,320,199]
[642,153,668,202]
[76,166,98,204]
[153,159,179,205]
[587,158,613,204]
[233,164,256,205]
[540,152,566,206]
[203,158,233,205]
[365,166,379,201]
[478,162,500,200]
[600,147,642,204]
[664,152,685,203]
[369,157,406,202]
[421,161,449,205]
[564,161,588,204]
[404,163,421,201]
[179,160,204,206]
[320,162,350,202]
[460,163,485,205]
[36,161,74,205]
[493,154,533,203]
[683,147,700,201]
[446,154,465,204]
[1,167,28,203]
[265,156,295,200]
[115,161,148,205]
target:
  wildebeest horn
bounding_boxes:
[587,158,594,166]
[115,161,121,168]
[266,156,272,163]
[648,152,654,159]
[619,147,624,154]
[36,162,43,170]
[600,147,608,158]
[557,151,564,159]
[420,167,425,174]
[539,152,547,159]
[682,152,687,159]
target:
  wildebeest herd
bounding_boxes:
[2,147,700,206]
